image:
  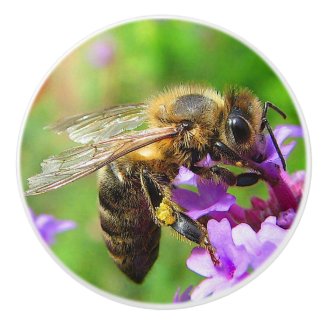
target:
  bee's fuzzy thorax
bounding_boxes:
[147,84,224,128]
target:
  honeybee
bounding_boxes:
[26,84,286,283]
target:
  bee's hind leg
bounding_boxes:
[169,210,220,266]
[140,169,220,266]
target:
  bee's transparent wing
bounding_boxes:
[26,126,177,196]
[46,103,148,144]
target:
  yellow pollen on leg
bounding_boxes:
[156,198,176,225]
[235,161,243,167]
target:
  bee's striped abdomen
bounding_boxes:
[98,162,161,283]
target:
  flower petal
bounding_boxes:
[172,188,202,211]
[232,223,262,255]
[173,286,193,303]
[207,219,251,278]
[191,276,229,301]
[207,219,233,249]
[258,216,287,246]
[251,241,277,269]
[187,247,217,277]
[173,181,235,220]
[266,141,296,165]
[263,125,303,165]
[173,167,198,187]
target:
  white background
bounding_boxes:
[1,0,324,324]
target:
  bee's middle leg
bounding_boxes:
[190,165,261,187]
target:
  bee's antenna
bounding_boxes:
[264,101,287,119]
[261,102,287,171]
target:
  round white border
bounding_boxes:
[17,14,312,310]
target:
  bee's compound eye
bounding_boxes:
[228,116,251,144]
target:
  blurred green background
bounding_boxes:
[20,19,305,304]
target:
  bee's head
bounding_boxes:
[219,88,265,160]
[220,88,287,168]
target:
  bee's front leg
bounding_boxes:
[212,141,248,168]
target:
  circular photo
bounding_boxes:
[20,17,308,307]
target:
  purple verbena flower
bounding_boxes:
[186,218,250,300]
[258,125,303,212]
[172,180,235,220]
[232,216,286,269]
[187,217,286,300]
[173,169,304,231]
[87,39,115,68]
[172,124,304,302]
[172,124,304,231]
[173,154,217,189]
[217,170,304,231]
[30,209,76,246]
[261,125,303,168]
